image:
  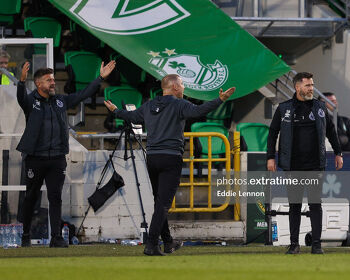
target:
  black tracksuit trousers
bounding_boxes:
[22,155,67,237]
[287,169,323,244]
[146,154,183,245]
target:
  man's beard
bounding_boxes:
[47,87,56,96]
[300,90,313,101]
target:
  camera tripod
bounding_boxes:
[77,122,149,243]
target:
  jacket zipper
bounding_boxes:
[49,101,53,158]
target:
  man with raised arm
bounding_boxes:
[18,60,116,247]
[105,74,235,255]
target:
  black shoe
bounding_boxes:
[164,240,183,254]
[286,243,300,254]
[144,243,165,256]
[49,236,68,248]
[311,242,324,254]
[21,233,31,247]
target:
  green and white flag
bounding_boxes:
[50,0,290,100]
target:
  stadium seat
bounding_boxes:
[206,100,234,127]
[191,122,229,158]
[236,122,269,151]
[70,21,105,53]
[104,86,143,128]
[0,0,21,26]
[64,51,102,91]
[24,17,62,54]
[110,53,146,88]
[149,88,162,100]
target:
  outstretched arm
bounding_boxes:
[180,87,236,119]
[66,60,116,108]
[17,62,30,110]
[104,100,144,124]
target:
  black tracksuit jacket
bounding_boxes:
[113,95,223,155]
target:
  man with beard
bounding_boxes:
[267,72,343,254]
[17,60,116,247]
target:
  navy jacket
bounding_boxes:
[267,95,341,170]
[16,77,102,155]
[113,95,223,155]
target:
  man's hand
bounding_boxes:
[20,61,30,82]
[100,60,116,79]
[267,159,277,172]
[335,155,343,170]
[219,87,236,102]
[104,100,117,112]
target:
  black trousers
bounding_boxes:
[22,155,67,237]
[287,169,323,244]
[146,154,183,245]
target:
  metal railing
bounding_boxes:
[231,16,347,38]
[213,0,310,18]
[217,0,349,20]
[327,0,350,20]
[224,0,348,37]
[169,132,241,221]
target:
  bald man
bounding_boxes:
[105,74,235,256]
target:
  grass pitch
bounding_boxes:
[1,245,350,280]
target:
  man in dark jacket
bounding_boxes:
[322,92,350,151]
[18,60,116,247]
[105,74,235,255]
[267,72,343,254]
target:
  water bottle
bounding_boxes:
[0,225,4,247]
[62,224,69,245]
[272,221,278,242]
[16,224,23,247]
[130,240,141,246]
[98,237,106,243]
[3,225,10,249]
[10,225,18,248]
[71,236,79,245]
[121,239,131,245]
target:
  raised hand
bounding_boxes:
[104,100,117,112]
[20,61,30,82]
[219,87,236,102]
[100,60,116,79]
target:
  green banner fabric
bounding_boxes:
[49,0,290,101]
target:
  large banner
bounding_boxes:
[50,0,290,100]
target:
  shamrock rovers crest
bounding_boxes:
[148,49,228,91]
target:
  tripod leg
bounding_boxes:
[126,130,149,239]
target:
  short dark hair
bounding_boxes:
[322,92,335,97]
[34,68,54,82]
[293,72,313,88]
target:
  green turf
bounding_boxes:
[1,245,350,280]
